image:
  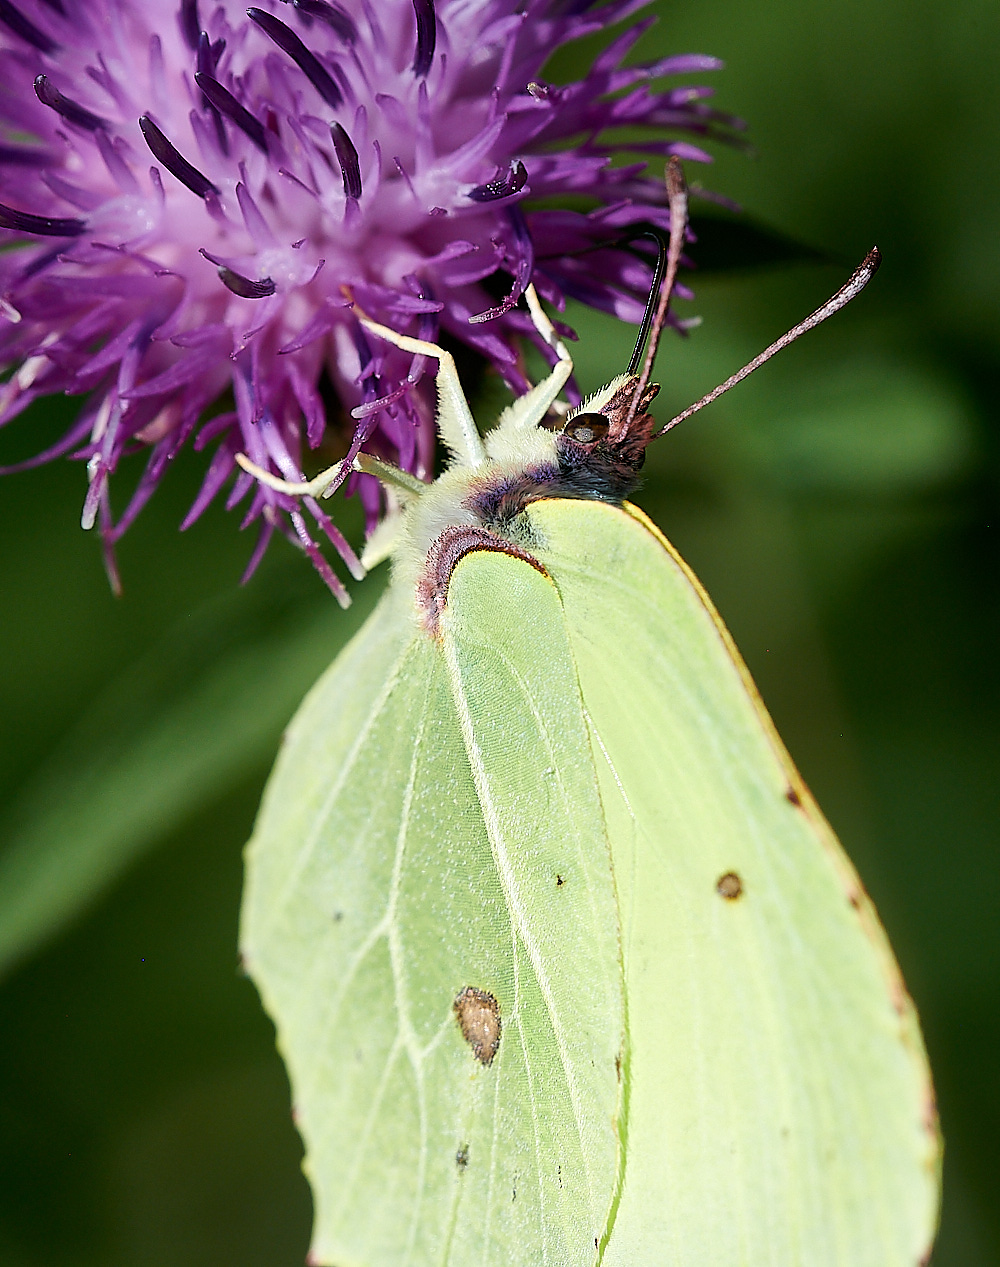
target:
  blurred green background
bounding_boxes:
[1,0,997,1262]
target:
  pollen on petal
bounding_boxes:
[469,160,528,203]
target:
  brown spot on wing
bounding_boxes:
[716,871,743,900]
[453,986,501,1065]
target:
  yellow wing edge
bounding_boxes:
[621,500,943,1214]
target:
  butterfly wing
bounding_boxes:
[527,496,940,1266]
[241,566,626,1266]
[243,496,938,1266]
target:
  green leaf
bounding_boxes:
[0,575,382,979]
[688,212,829,273]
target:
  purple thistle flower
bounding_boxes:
[0,0,740,602]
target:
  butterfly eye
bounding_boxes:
[562,413,610,443]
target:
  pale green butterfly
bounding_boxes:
[238,175,940,1265]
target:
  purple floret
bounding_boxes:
[0,0,741,599]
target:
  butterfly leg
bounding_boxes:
[524,286,573,372]
[496,286,574,434]
[235,453,348,499]
[353,312,486,468]
[236,451,424,501]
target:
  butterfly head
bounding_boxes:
[552,376,661,502]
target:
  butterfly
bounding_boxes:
[239,162,939,1266]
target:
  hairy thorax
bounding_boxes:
[391,377,659,635]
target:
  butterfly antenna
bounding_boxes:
[656,246,882,436]
[626,156,689,422]
[622,228,667,375]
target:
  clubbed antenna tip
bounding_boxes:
[657,246,881,436]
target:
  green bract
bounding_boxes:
[240,290,940,1266]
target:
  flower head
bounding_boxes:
[0,0,739,599]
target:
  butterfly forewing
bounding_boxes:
[242,556,627,1266]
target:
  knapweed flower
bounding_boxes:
[0,0,739,601]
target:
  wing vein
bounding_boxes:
[330,1031,405,1226]
[265,635,419,931]
[387,669,436,1264]
[443,633,600,1221]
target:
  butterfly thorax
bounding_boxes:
[392,375,660,634]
